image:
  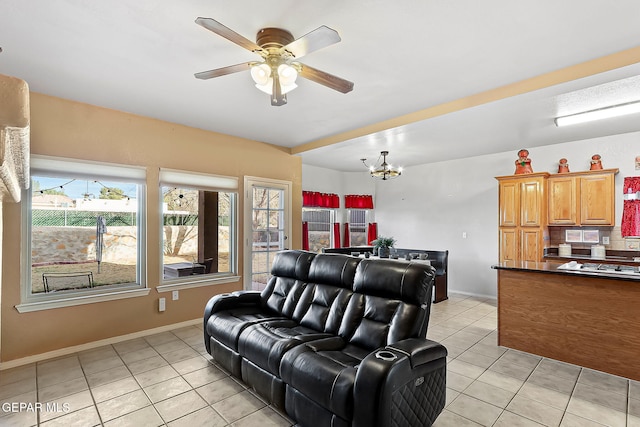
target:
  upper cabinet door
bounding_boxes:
[581,173,615,225]
[548,176,578,225]
[520,179,544,226]
[499,180,519,227]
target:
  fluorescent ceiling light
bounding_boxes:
[555,100,640,127]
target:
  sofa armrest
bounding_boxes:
[203,291,263,354]
[353,338,447,427]
[203,291,262,327]
[386,337,448,367]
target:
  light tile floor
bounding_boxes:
[0,293,638,426]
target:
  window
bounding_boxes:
[19,156,147,311]
[349,209,368,246]
[159,169,238,286]
[302,208,334,253]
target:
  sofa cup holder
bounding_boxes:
[375,350,398,362]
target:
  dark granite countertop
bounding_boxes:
[492,261,640,282]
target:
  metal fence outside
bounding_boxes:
[32,210,201,227]
[32,210,137,227]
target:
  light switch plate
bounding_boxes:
[159,298,166,312]
[172,290,179,301]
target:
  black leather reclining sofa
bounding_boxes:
[203,250,447,427]
[322,246,449,303]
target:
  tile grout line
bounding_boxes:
[77,349,106,427]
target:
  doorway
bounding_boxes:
[244,177,291,291]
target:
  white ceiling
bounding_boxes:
[1,1,640,172]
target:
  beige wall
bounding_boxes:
[1,93,302,362]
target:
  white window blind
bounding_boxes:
[159,168,238,192]
[31,155,146,183]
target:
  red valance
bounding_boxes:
[345,194,374,209]
[303,191,340,208]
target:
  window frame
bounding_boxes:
[157,168,240,293]
[302,207,335,252]
[348,208,369,247]
[17,156,149,313]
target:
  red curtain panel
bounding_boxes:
[333,222,341,248]
[622,177,640,237]
[342,222,350,247]
[344,194,374,209]
[302,221,309,251]
[367,222,378,245]
[302,191,340,208]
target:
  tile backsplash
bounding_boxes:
[548,226,639,250]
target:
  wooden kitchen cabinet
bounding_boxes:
[499,228,518,262]
[496,173,549,262]
[521,228,544,262]
[547,169,618,226]
[548,175,578,225]
[520,179,545,226]
[581,171,616,224]
[499,180,519,227]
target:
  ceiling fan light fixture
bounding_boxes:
[278,63,298,86]
[254,82,273,94]
[251,63,298,95]
[250,63,271,86]
[281,82,298,95]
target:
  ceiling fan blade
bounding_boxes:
[283,26,341,59]
[195,17,262,53]
[194,62,252,79]
[299,64,354,93]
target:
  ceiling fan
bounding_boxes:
[194,17,354,106]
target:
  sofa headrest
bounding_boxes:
[308,254,361,288]
[270,250,316,281]
[353,259,434,305]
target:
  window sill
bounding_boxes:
[157,275,241,293]
[15,287,151,313]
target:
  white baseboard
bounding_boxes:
[0,318,202,371]
[448,289,497,301]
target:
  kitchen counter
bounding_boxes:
[494,261,640,381]
[493,260,640,282]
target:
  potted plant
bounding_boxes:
[371,236,396,258]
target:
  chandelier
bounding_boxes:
[361,151,402,180]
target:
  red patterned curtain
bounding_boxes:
[622,177,640,237]
[344,194,374,209]
[333,223,341,248]
[343,223,350,247]
[302,221,310,251]
[303,191,340,208]
[367,222,378,245]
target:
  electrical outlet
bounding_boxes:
[159,298,166,312]
[172,290,179,301]
[603,236,610,245]
[462,232,467,239]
